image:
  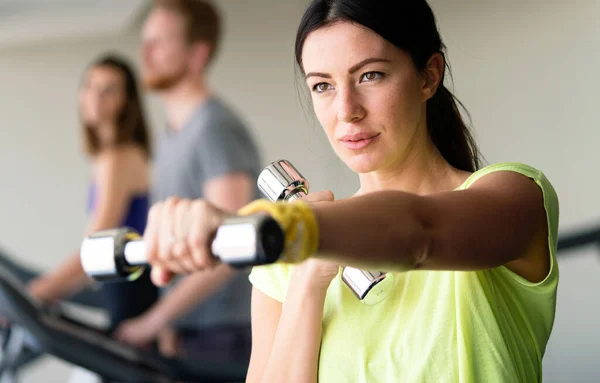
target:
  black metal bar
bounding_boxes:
[557,227,600,252]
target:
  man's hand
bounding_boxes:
[27,277,60,304]
[157,327,181,357]
[113,313,164,348]
[0,315,9,328]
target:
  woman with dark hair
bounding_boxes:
[139,1,559,381]
[2,54,158,332]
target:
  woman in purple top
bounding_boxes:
[0,54,157,332]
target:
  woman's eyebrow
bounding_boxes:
[305,57,391,80]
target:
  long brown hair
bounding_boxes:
[295,0,482,172]
[81,54,152,158]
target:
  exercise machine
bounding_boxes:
[0,263,247,382]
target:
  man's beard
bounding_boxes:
[143,68,187,91]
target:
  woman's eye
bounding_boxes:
[313,83,332,93]
[360,72,384,82]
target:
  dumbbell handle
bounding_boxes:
[125,215,284,266]
[122,241,146,266]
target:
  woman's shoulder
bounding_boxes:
[94,146,150,191]
[96,144,148,167]
[461,162,550,189]
[459,161,559,228]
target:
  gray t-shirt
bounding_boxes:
[152,97,261,329]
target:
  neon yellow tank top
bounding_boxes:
[249,162,559,382]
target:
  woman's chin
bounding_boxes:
[342,154,382,174]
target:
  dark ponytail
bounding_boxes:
[295,0,481,172]
[427,84,480,172]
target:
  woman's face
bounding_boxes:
[302,21,431,174]
[79,65,127,129]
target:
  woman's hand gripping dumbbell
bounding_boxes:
[146,188,336,286]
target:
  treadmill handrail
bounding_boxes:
[557,226,600,252]
[0,264,247,382]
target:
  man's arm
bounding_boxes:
[139,172,254,327]
[205,172,255,212]
[116,113,260,346]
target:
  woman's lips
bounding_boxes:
[339,132,380,150]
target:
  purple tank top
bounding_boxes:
[87,184,150,234]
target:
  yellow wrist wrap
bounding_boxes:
[238,199,319,264]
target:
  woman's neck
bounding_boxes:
[96,123,117,147]
[356,141,470,197]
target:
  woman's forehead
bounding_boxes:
[301,22,398,73]
[87,66,124,84]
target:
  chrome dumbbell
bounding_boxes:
[80,214,285,282]
[258,159,394,305]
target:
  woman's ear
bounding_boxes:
[421,52,444,102]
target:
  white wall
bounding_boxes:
[0,0,597,381]
[429,0,600,381]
